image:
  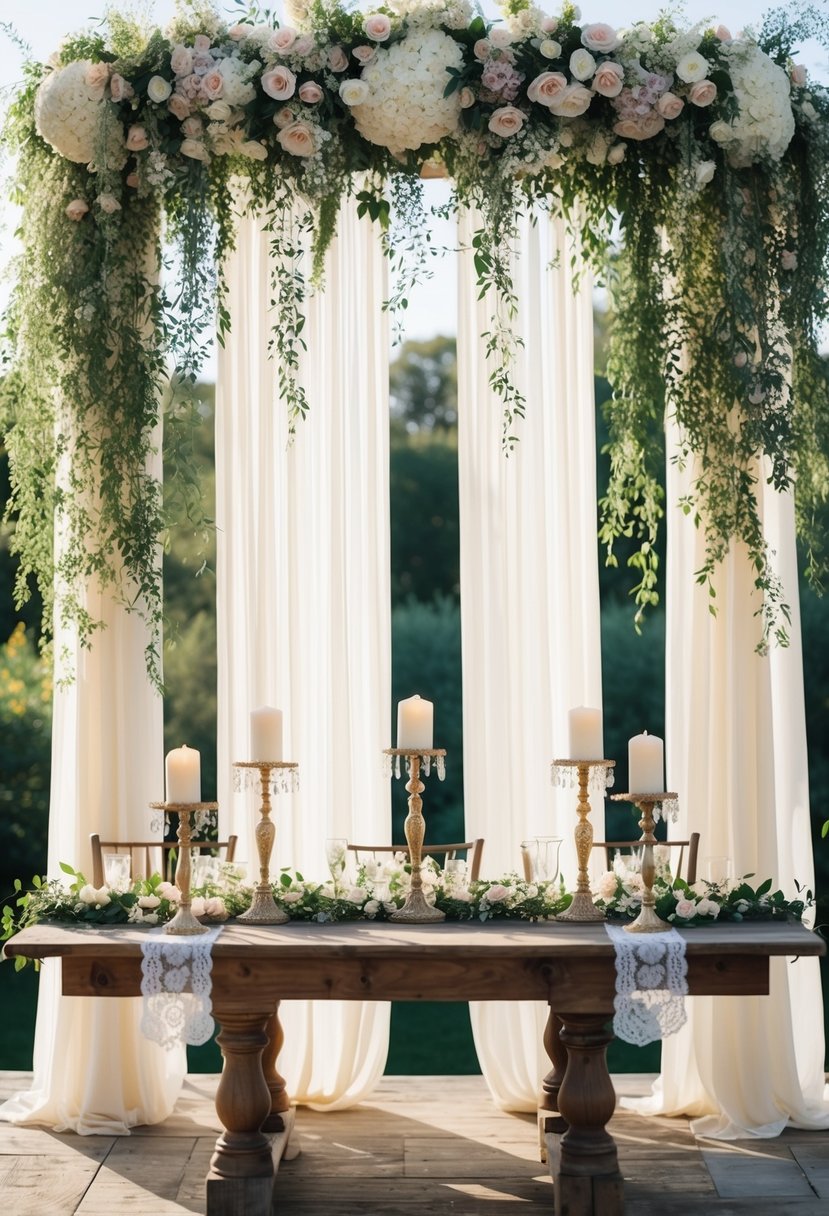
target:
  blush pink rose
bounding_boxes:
[487,105,525,137]
[363,13,392,41]
[613,111,665,140]
[459,87,475,108]
[527,71,568,106]
[298,80,324,103]
[540,16,558,32]
[474,39,490,60]
[85,62,110,92]
[168,93,191,119]
[202,70,224,99]
[294,35,315,56]
[273,106,296,128]
[262,64,297,100]
[228,24,248,41]
[489,28,513,49]
[126,124,149,151]
[193,34,211,53]
[327,45,349,72]
[270,26,297,52]
[549,83,593,118]
[170,45,194,77]
[592,61,624,98]
[181,116,204,137]
[674,898,697,919]
[352,45,376,64]
[657,92,684,119]
[485,884,510,903]
[791,64,807,86]
[109,73,134,102]
[715,24,732,41]
[688,79,717,107]
[65,198,89,221]
[276,119,317,156]
[126,172,140,188]
[581,23,621,53]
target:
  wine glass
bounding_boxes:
[325,838,349,891]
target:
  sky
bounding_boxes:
[0,1,826,341]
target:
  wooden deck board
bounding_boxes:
[1,1072,828,1214]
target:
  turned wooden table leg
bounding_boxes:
[553,1011,624,1216]
[541,1009,567,1114]
[207,1007,275,1216]
[262,1002,290,1132]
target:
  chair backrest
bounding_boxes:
[89,833,238,887]
[347,839,484,882]
[592,832,700,885]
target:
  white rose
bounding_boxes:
[489,28,513,49]
[97,193,121,214]
[339,78,369,106]
[363,899,380,918]
[147,75,172,103]
[487,105,525,137]
[550,83,593,118]
[539,39,562,59]
[204,897,228,919]
[207,100,233,121]
[607,141,626,164]
[580,23,621,54]
[695,159,716,186]
[180,138,210,161]
[709,120,733,143]
[569,48,596,81]
[79,884,99,904]
[138,894,161,909]
[283,890,303,902]
[675,51,710,84]
[240,140,268,160]
[363,13,392,41]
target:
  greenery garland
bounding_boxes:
[1,0,828,675]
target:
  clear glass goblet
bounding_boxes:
[325,837,349,891]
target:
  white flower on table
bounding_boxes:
[78,884,111,907]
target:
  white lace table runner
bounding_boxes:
[140,925,223,1049]
[605,923,688,1045]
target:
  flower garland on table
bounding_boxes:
[2,1,829,674]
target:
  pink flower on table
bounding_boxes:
[485,883,510,902]
[193,34,211,53]
[202,70,224,99]
[270,26,298,52]
[487,105,525,137]
[527,71,568,106]
[109,73,134,102]
[581,23,621,53]
[327,45,349,72]
[674,897,697,919]
[283,890,303,903]
[657,92,684,119]
[688,79,717,107]
[352,45,376,65]
[168,93,191,120]
[170,46,194,77]
[597,871,619,900]
[277,119,317,156]
[363,13,392,41]
[262,65,297,100]
[65,198,89,221]
[592,61,624,98]
[298,81,324,103]
[126,124,149,151]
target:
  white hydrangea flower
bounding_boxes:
[725,42,795,165]
[218,56,258,107]
[35,60,123,165]
[351,27,464,154]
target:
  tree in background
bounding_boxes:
[390,335,457,432]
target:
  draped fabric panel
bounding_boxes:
[457,208,603,1110]
[0,428,186,1134]
[216,195,392,1109]
[628,427,829,1136]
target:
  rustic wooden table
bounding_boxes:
[5,919,823,1216]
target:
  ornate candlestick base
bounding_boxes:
[149,801,219,935]
[383,748,446,924]
[610,792,678,933]
[233,761,299,925]
[552,760,615,924]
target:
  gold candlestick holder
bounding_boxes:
[149,801,219,936]
[383,748,446,924]
[233,760,299,924]
[610,792,678,933]
[552,759,615,923]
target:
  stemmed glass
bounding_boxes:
[325,838,349,893]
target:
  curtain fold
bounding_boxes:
[627,424,829,1137]
[457,207,603,1110]
[216,193,392,1109]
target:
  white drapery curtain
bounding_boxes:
[628,428,829,1137]
[457,207,603,1110]
[216,194,392,1109]
[0,431,185,1133]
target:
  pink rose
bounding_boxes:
[294,35,315,56]
[262,64,297,100]
[540,16,558,33]
[581,22,621,54]
[327,46,348,72]
[170,45,193,77]
[459,87,475,108]
[473,39,490,60]
[126,124,149,151]
[688,79,717,107]
[549,83,593,118]
[180,138,209,161]
[657,92,684,119]
[674,898,697,919]
[715,24,732,41]
[487,105,525,137]
[65,198,89,221]
[592,61,624,98]
[273,106,296,128]
[181,116,203,137]
[202,70,224,99]
[489,28,513,49]
[527,71,568,106]
[227,24,248,41]
[363,13,392,41]
[168,93,191,120]
[193,34,211,53]
[126,172,139,188]
[270,26,297,52]
[298,80,323,103]
[276,119,317,157]
[109,73,134,102]
[791,64,807,86]
[85,62,110,92]
[781,249,798,271]
[613,111,665,140]
[485,883,510,903]
[352,45,376,65]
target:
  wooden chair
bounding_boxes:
[90,832,238,887]
[592,831,700,885]
[347,838,484,881]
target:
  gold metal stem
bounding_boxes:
[610,791,676,933]
[388,751,445,924]
[556,761,608,923]
[238,763,289,925]
[149,801,219,936]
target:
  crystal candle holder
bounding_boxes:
[149,801,219,935]
[233,761,299,924]
[383,748,446,924]
[551,759,615,923]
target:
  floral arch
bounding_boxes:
[2,0,828,676]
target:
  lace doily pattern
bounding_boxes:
[605,923,688,1046]
[140,925,223,1049]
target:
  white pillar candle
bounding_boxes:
[628,731,664,794]
[397,694,433,750]
[165,744,201,803]
[568,706,603,760]
[250,706,283,761]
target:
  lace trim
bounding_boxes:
[140,925,223,1049]
[605,923,688,1046]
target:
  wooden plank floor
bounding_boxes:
[1,1071,828,1214]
